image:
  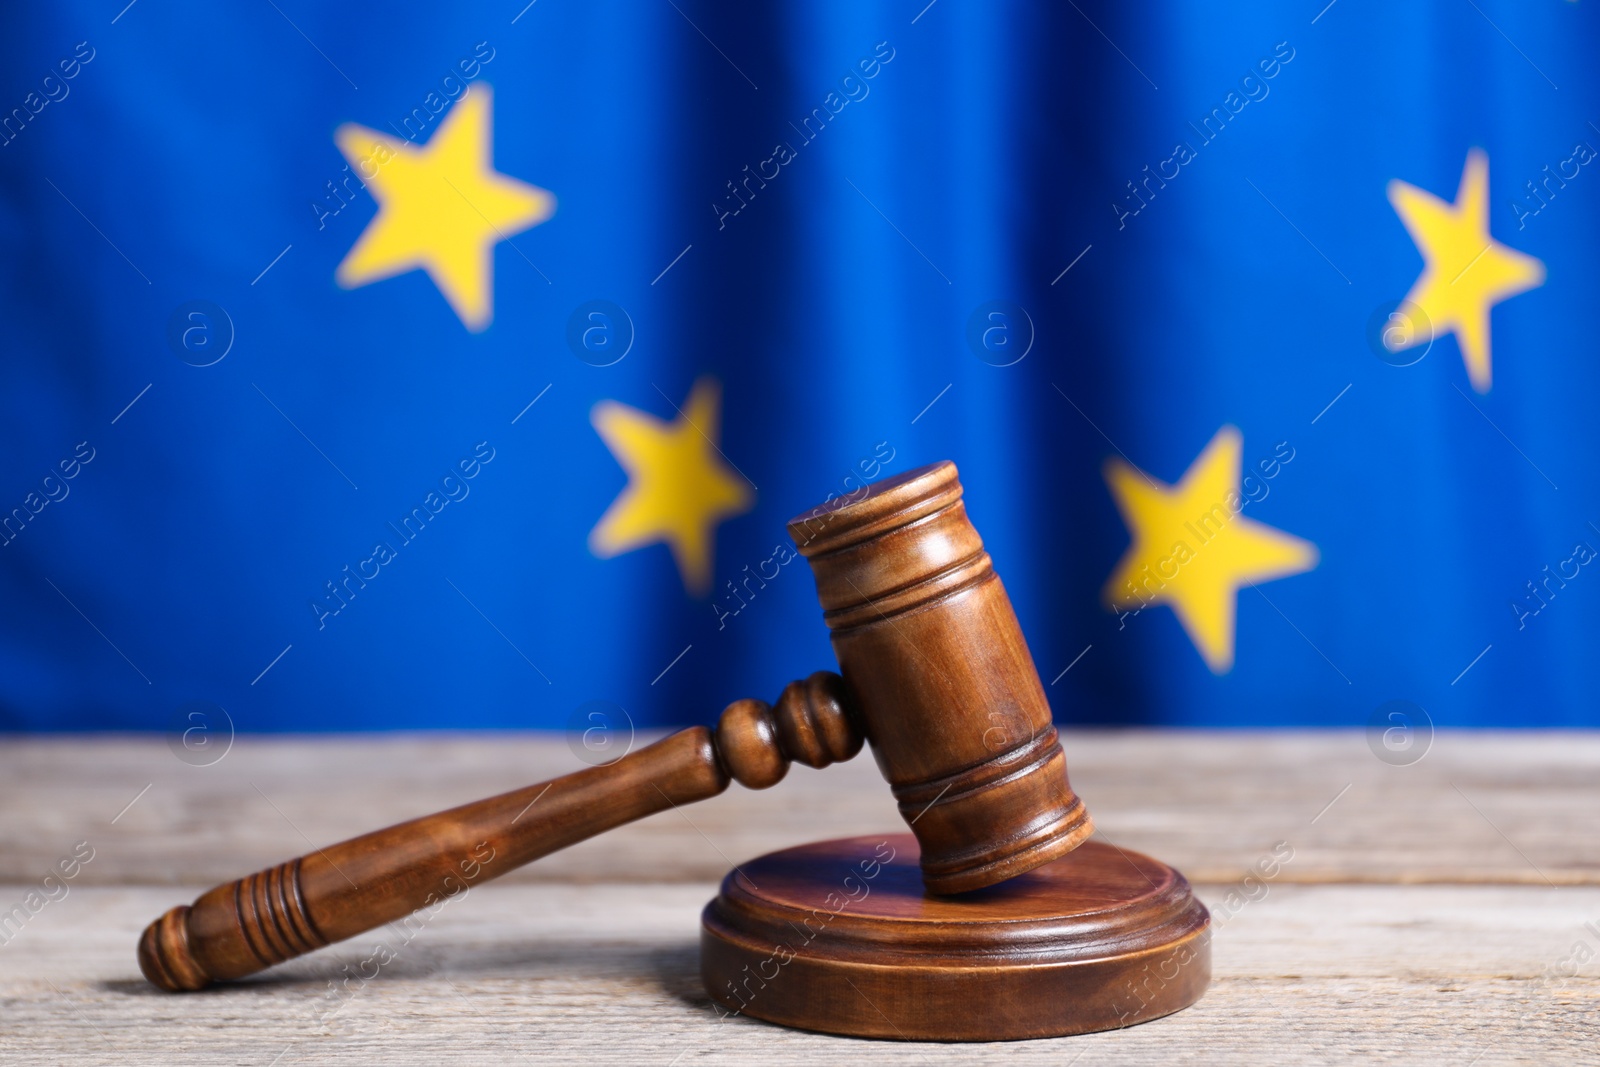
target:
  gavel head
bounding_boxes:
[786,460,1093,894]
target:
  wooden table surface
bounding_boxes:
[2,731,1596,1064]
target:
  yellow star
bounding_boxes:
[1103,427,1317,673]
[334,86,554,332]
[590,377,755,596]
[1386,149,1545,392]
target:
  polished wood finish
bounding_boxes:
[138,672,861,992]
[702,834,1211,1040]
[16,733,1598,1062]
[789,461,1093,893]
[141,459,1105,1000]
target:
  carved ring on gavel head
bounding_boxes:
[137,459,1098,992]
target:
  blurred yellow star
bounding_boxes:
[590,377,755,596]
[1103,427,1317,673]
[1386,149,1545,392]
[334,85,554,331]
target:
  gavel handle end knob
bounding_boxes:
[139,905,212,992]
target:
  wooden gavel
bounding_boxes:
[139,461,1095,991]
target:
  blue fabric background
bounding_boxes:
[2,1,1596,732]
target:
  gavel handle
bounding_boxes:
[138,673,862,992]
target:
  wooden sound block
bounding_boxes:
[701,834,1210,1041]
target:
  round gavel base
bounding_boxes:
[701,834,1210,1041]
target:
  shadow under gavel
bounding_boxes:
[139,461,1095,992]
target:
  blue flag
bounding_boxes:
[3,1,1597,735]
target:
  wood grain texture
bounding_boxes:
[2,733,1596,1061]
[1,881,1594,1064]
[4,732,1595,887]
